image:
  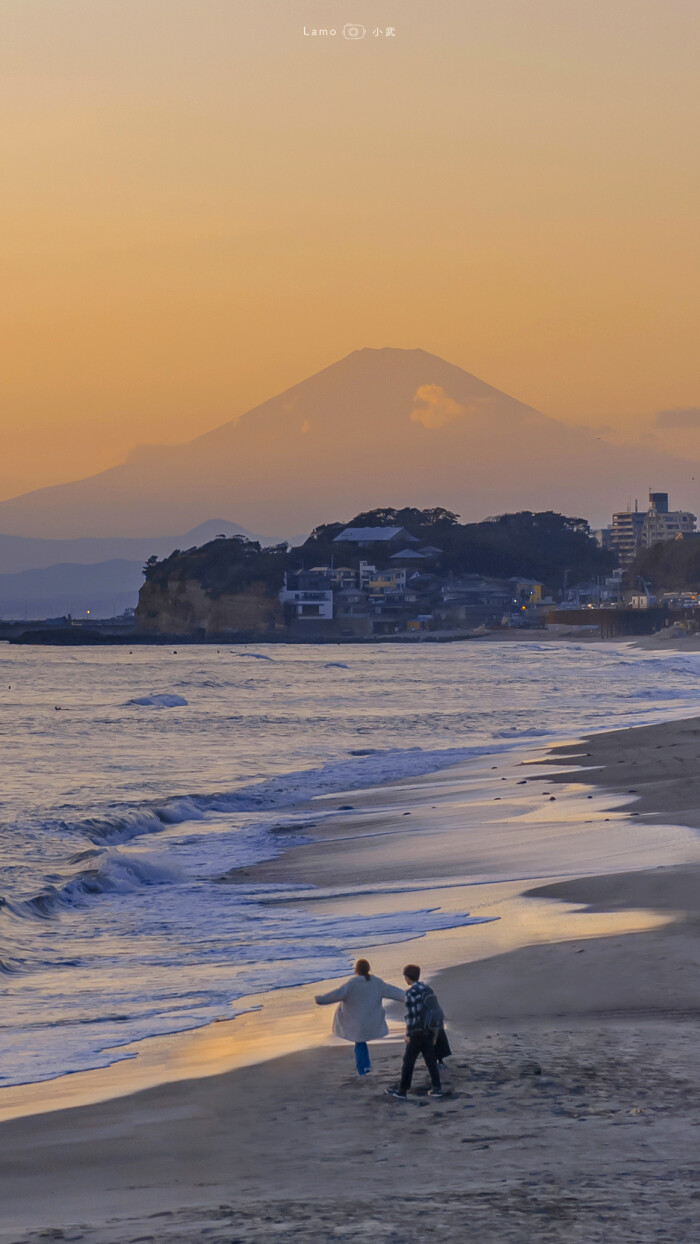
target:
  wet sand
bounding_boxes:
[3,718,700,1241]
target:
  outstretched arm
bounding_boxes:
[315,981,350,1005]
[381,983,406,1003]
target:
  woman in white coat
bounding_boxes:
[315,959,406,1076]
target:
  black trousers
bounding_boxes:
[399,1031,441,1093]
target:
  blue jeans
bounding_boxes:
[354,1041,371,1075]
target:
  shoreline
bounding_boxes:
[7,622,700,654]
[4,627,493,646]
[543,713,700,830]
[4,715,700,1238]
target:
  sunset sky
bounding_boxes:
[2,0,700,502]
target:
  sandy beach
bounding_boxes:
[4,716,700,1241]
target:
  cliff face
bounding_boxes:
[136,577,284,636]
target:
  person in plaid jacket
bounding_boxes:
[386,964,443,1099]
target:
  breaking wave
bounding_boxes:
[45,743,517,847]
[1,851,184,927]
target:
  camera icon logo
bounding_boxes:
[343,23,366,39]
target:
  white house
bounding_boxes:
[279,586,334,620]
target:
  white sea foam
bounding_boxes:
[54,743,515,847]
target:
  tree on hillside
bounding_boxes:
[143,536,288,597]
[434,512,614,588]
[345,506,460,532]
[630,536,700,591]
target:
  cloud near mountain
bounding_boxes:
[410,385,466,430]
[0,348,699,539]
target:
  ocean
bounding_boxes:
[2,639,700,1088]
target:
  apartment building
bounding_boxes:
[609,492,697,569]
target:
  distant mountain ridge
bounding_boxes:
[0,519,282,576]
[0,348,698,537]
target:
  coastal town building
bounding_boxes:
[643,492,696,546]
[608,492,697,570]
[359,560,377,589]
[389,547,433,566]
[510,578,543,606]
[608,508,646,569]
[328,566,357,589]
[366,568,408,596]
[440,576,513,610]
[279,585,334,621]
[279,572,334,620]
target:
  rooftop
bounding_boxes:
[333,527,419,544]
[390,548,430,560]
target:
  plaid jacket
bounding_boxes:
[404,981,432,1034]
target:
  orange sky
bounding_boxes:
[2,0,700,501]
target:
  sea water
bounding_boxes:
[1,640,700,1087]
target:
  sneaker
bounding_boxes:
[385,1088,408,1099]
[428,1089,444,1098]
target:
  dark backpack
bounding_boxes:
[418,986,444,1032]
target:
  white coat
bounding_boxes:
[316,975,405,1043]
